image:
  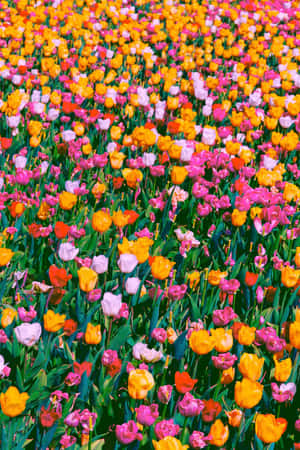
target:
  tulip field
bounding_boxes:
[0,0,300,448]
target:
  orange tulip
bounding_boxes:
[92,211,112,233]
[255,414,287,444]
[211,328,233,352]
[238,353,264,381]
[237,325,256,346]
[189,330,215,355]
[209,420,229,447]
[226,409,243,427]
[150,256,175,280]
[234,378,263,409]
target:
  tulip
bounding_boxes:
[1,308,18,328]
[85,323,101,345]
[208,270,228,286]
[157,385,173,404]
[231,209,247,226]
[43,310,66,332]
[238,353,264,381]
[49,265,72,288]
[14,323,42,347]
[117,253,138,273]
[0,248,14,266]
[125,277,141,295]
[274,356,292,382]
[289,321,300,350]
[128,369,155,399]
[189,329,215,355]
[175,371,197,394]
[234,378,263,409]
[209,420,229,447]
[0,355,10,378]
[58,242,79,261]
[245,271,259,287]
[135,404,159,426]
[152,436,188,450]
[0,386,29,417]
[178,392,204,417]
[92,210,112,232]
[226,409,243,427]
[221,367,235,384]
[255,414,287,443]
[154,420,180,440]
[54,222,69,239]
[77,267,98,292]
[59,191,77,210]
[116,421,143,445]
[91,255,109,274]
[101,292,122,317]
[150,256,175,280]
[237,325,256,346]
[211,328,233,352]
[281,266,300,288]
[112,210,129,228]
[170,166,188,184]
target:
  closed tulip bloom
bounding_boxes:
[237,325,256,346]
[128,369,155,399]
[91,255,109,274]
[0,386,29,417]
[0,248,14,266]
[255,414,287,444]
[225,409,243,427]
[92,211,112,232]
[43,310,66,332]
[289,321,300,350]
[14,323,42,347]
[238,353,264,381]
[150,256,175,280]
[101,292,122,317]
[281,266,299,288]
[245,271,259,287]
[171,166,188,184]
[231,209,247,226]
[221,367,235,384]
[152,436,188,450]
[209,420,229,447]
[211,328,233,352]
[77,267,98,292]
[234,378,263,409]
[125,277,141,295]
[189,329,215,355]
[157,385,173,404]
[85,323,101,344]
[117,254,138,273]
[274,356,292,382]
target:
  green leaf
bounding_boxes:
[109,323,131,350]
